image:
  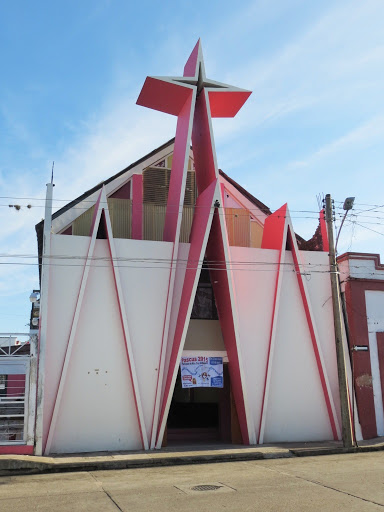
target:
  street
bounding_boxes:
[0,451,383,511]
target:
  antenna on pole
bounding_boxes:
[51,161,55,184]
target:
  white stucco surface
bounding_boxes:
[44,234,342,451]
[45,235,173,453]
[230,247,340,443]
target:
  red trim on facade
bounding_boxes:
[89,190,103,235]
[150,241,175,446]
[43,191,103,451]
[137,77,193,117]
[110,181,131,199]
[104,210,146,449]
[163,94,194,242]
[183,39,200,77]
[131,175,143,240]
[208,90,252,118]
[0,445,34,455]
[261,204,287,250]
[207,211,250,444]
[288,228,338,440]
[258,206,339,441]
[376,333,384,414]
[61,226,72,235]
[319,209,329,253]
[343,279,384,439]
[192,91,218,193]
[258,205,287,442]
[157,182,216,441]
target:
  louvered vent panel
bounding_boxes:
[73,205,95,236]
[184,171,196,206]
[143,168,171,204]
[179,206,194,242]
[250,220,263,248]
[143,204,167,241]
[143,167,196,206]
[107,198,132,239]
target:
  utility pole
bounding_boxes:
[325,194,354,448]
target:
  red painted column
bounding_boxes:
[206,210,250,445]
[131,174,143,240]
[163,94,194,242]
[319,209,329,252]
[157,182,217,440]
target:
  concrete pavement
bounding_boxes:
[0,451,383,511]
[0,437,383,476]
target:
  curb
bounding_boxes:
[0,443,383,477]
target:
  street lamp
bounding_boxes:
[335,197,355,252]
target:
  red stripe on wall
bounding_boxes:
[131,175,143,240]
[288,228,339,440]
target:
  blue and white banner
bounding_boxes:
[180,355,223,388]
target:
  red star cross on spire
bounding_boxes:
[136,39,252,243]
[137,39,251,118]
[136,42,255,450]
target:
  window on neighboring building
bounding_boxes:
[0,375,7,396]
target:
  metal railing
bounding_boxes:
[0,334,37,446]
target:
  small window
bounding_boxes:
[0,375,7,395]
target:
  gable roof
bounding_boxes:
[36,137,271,231]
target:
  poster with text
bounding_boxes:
[180,356,223,388]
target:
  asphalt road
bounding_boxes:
[0,452,383,511]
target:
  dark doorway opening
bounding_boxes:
[166,364,241,445]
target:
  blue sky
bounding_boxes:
[1,0,383,333]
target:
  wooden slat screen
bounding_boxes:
[72,199,132,239]
[72,205,95,236]
[143,167,196,206]
[143,203,167,241]
[179,206,194,243]
[108,198,132,239]
[224,208,264,248]
[250,220,263,248]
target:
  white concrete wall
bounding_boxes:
[348,258,384,281]
[44,234,341,451]
[44,235,173,453]
[230,247,340,443]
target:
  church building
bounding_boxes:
[31,41,358,455]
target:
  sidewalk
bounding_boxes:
[1,437,383,476]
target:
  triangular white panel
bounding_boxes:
[115,238,175,443]
[51,241,142,453]
[229,246,279,442]
[263,251,334,442]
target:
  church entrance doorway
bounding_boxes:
[165,364,242,445]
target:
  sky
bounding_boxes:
[0,0,383,333]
